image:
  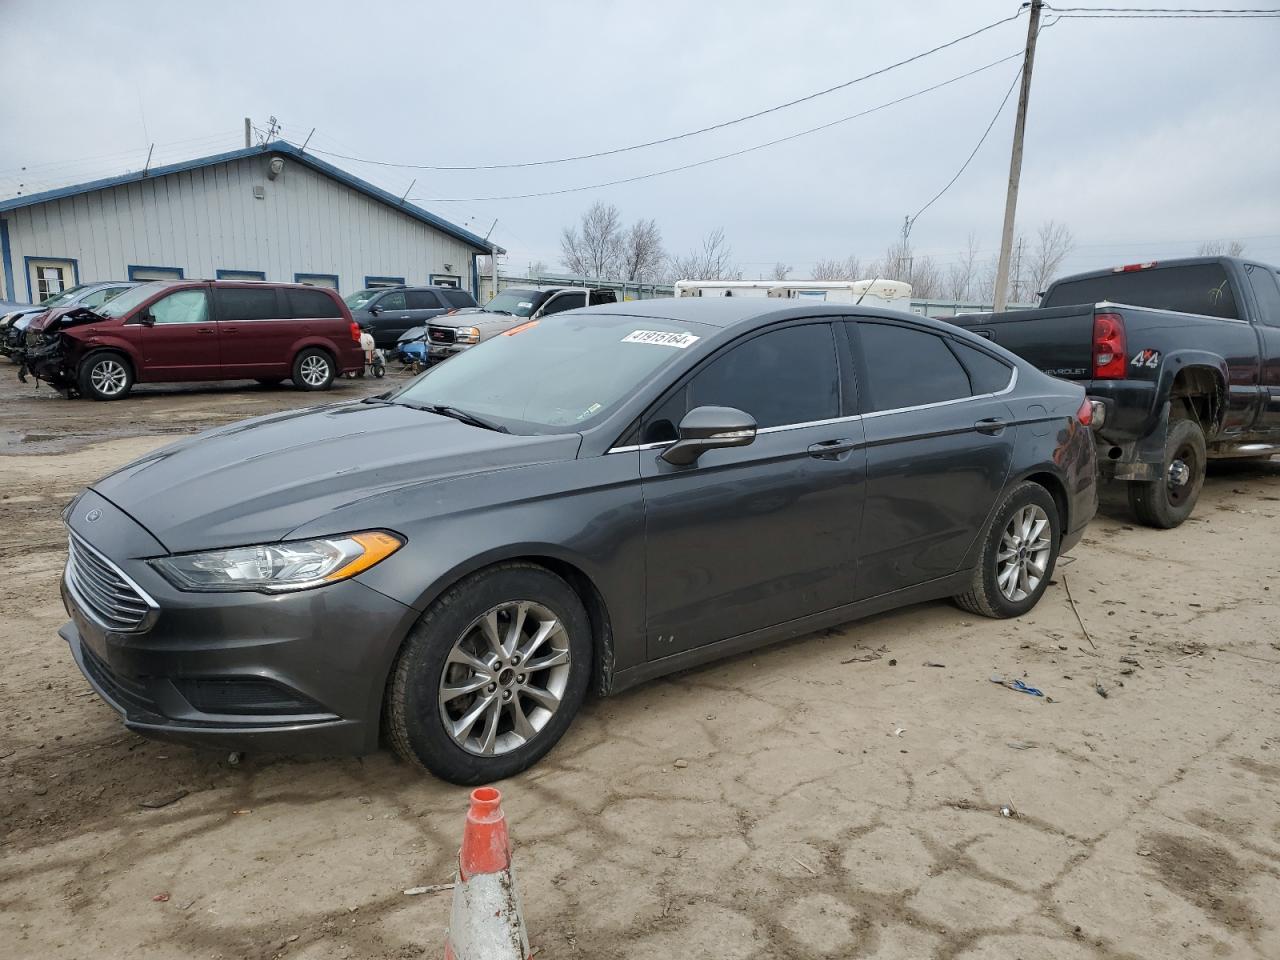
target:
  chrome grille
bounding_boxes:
[428,325,456,344]
[65,535,154,633]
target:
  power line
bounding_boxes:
[294,10,1027,173]
[407,52,1024,203]
[908,67,1024,230]
[1046,5,1280,11]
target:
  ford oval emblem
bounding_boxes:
[85,509,101,523]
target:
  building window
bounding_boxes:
[128,265,184,282]
[294,273,340,290]
[430,273,462,288]
[25,257,79,303]
[216,269,267,281]
[364,275,406,288]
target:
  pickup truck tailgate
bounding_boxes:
[950,305,1096,381]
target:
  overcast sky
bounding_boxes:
[3,0,1277,281]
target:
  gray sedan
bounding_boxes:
[59,300,1097,783]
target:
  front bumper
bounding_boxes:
[61,493,419,755]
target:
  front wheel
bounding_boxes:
[386,563,592,784]
[1127,417,1206,529]
[953,481,1061,619]
[291,348,335,391]
[78,351,134,401]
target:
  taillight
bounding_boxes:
[350,321,361,343]
[1075,397,1093,427]
[1092,312,1127,379]
[1112,261,1157,273]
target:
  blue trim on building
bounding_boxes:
[0,219,14,301]
[294,272,341,290]
[364,275,406,288]
[470,255,480,301]
[127,264,184,281]
[23,255,80,303]
[0,143,501,254]
[216,268,266,280]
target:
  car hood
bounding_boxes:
[90,401,582,553]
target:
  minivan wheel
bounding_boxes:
[78,351,134,401]
[953,481,1060,619]
[386,563,592,784]
[291,349,335,391]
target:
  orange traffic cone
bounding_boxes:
[444,787,531,960]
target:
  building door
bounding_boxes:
[27,258,76,302]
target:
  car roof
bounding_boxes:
[581,297,964,333]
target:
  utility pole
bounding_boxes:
[244,117,252,148]
[993,0,1042,312]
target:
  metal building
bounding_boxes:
[0,142,499,304]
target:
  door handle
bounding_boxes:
[197,327,216,336]
[807,438,859,459]
[974,417,1007,435]
[222,325,238,334]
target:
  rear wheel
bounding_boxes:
[953,481,1060,619]
[1127,416,1206,529]
[386,563,592,784]
[291,348,334,391]
[78,351,133,401]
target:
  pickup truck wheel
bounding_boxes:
[1128,417,1206,529]
[291,348,335,391]
[78,351,134,401]
[953,481,1060,619]
[385,563,592,784]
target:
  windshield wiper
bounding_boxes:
[485,308,512,315]
[421,403,509,433]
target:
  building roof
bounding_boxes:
[0,142,503,255]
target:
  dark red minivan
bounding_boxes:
[25,280,364,400]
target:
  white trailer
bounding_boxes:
[674,278,912,309]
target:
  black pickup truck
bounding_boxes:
[951,257,1280,528]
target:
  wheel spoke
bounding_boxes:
[504,602,528,658]
[997,563,1018,588]
[521,683,562,712]
[452,693,496,743]
[524,649,570,672]
[1018,564,1031,596]
[1028,517,1048,542]
[518,617,563,661]
[446,646,493,677]
[509,695,537,742]
[477,698,501,755]
[1027,557,1047,578]
[478,610,504,658]
[441,675,491,701]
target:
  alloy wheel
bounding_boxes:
[90,359,127,396]
[438,600,572,756]
[300,355,330,386]
[996,504,1052,602]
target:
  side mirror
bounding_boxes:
[660,405,757,466]
[369,305,382,316]
[138,309,156,326]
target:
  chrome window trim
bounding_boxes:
[1091,300,1248,325]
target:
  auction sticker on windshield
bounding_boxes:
[622,330,701,348]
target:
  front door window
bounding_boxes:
[150,290,210,324]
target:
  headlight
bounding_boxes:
[150,531,404,592]
[455,326,480,344]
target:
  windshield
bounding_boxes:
[1042,264,1239,319]
[39,284,90,307]
[344,289,381,310]
[389,313,710,433]
[95,282,170,319]
[482,289,544,317]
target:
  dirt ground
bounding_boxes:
[2,370,1280,960]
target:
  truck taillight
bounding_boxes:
[1112,261,1157,273]
[350,321,361,343]
[1092,312,1127,379]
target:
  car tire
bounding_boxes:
[78,351,134,401]
[386,562,592,784]
[291,348,335,391]
[1127,416,1206,529]
[953,481,1061,619]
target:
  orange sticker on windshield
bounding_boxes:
[503,320,540,337]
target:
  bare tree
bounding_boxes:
[560,201,624,279]
[910,255,943,299]
[670,228,740,281]
[945,233,981,301]
[1026,220,1075,298]
[810,255,863,280]
[528,260,548,278]
[1198,239,1246,256]
[771,262,792,281]
[617,218,666,282]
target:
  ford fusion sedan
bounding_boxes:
[60,300,1098,784]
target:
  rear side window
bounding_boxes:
[1042,264,1240,320]
[213,287,279,321]
[442,289,475,308]
[542,292,586,315]
[1245,265,1280,328]
[950,340,1013,394]
[590,290,618,306]
[406,290,442,309]
[855,322,970,412]
[286,288,343,319]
